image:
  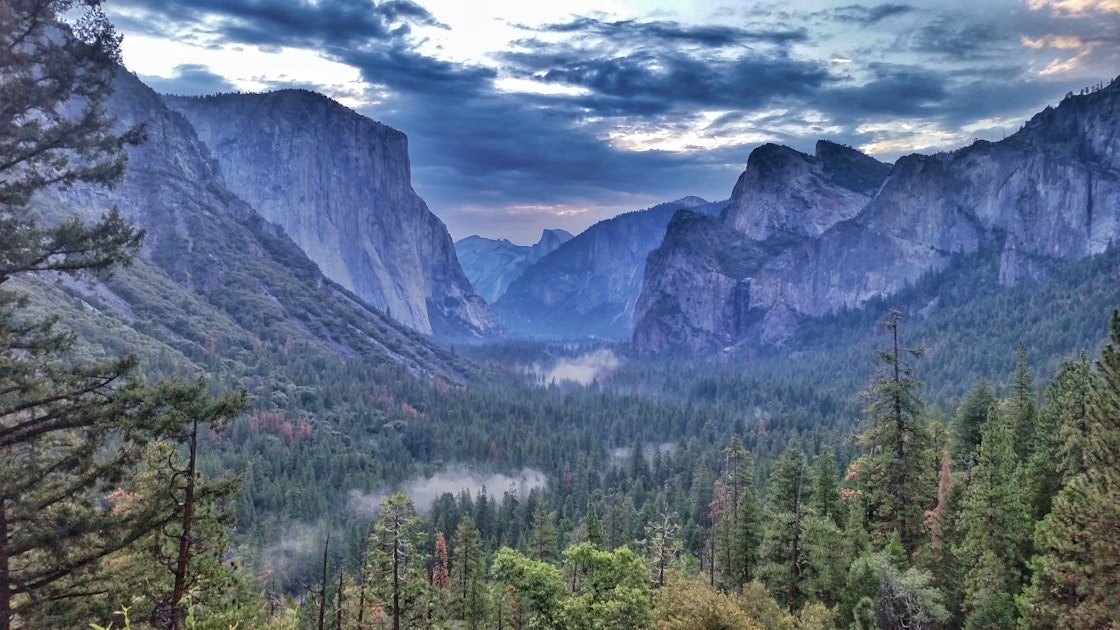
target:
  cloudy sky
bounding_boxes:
[106,0,1119,243]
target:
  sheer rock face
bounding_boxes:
[46,69,470,379]
[455,229,574,305]
[723,141,889,240]
[492,197,724,339]
[634,80,1120,355]
[163,90,501,339]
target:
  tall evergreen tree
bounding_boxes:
[0,3,250,628]
[951,380,997,471]
[712,436,760,589]
[955,403,1033,629]
[527,501,559,562]
[1025,355,1091,522]
[364,493,429,630]
[450,517,488,630]
[855,310,936,556]
[756,445,809,610]
[1020,311,1120,629]
[808,446,842,526]
[1007,342,1038,462]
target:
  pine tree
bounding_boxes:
[0,3,252,628]
[855,310,936,557]
[712,436,760,589]
[1025,355,1091,522]
[809,446,842,526]
[1020,311,1120,629]
[800,447,849,609]
[951,380,996,471]
[582,500,606,550]
[955,403,1032,629]
[756,445,809,610]
[1007,342,1037,462]
[450,517,488,629]
[528,501,559,562]
[364,493,430,630]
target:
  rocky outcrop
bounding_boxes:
[45,69,472,379]
[455,229,573,304]
[632,79,1120,355]
[163,90,501,339]
[494,197,724,339]
[724,141,889,240]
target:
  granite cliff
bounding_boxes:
[633,79,1120,355]
[44,69,471,379]
[494,197,724,339]
[163,90,501,339]
[455,229,573,304]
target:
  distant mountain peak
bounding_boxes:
[632,76,1120,355]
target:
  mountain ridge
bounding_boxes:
[162,89,501,340]
[493,196,724,339]
[41,69,473,381]
[633,77,1120,355]
[455,229,574,304]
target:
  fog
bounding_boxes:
[531,348,620,386]
[347,465,547,519]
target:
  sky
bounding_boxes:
[105,0,1120,244]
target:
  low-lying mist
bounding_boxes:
[346,465,547,519]
[529,348,620,386]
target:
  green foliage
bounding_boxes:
[955,401,1033,629]
[951,379,996,471]
[844,552,949,630]
[563,543,652,630]
[491,547,566,630]
[363,492,429,630]
[1020,311,1120,629]
[756,446,809,610]
[450,517,488,629]
[653,572,763,630]
[853,311,938,556]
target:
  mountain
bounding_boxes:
[493,197,724,339]
[633,78,1120,355]
[40,69,472,381]
[455,229,573,304]
[162,90,501,340]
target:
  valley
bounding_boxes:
[3,3,1120,627]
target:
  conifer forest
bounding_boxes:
[2,2,1119,629]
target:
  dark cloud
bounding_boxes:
[912,16,1014,59]
[498,17,829,117]
[139,64,237,96]
[531,17,808,48]
[115,0,441,46]
[517,51,830,113]
[822,64,949,117]
[109,0,1120,241]
[833,4,914,25]
[114,0,492,98]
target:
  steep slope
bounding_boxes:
[633,78,1120,355]
[162,90,501,340]
[43,69,472,381]
[455,229,573,304]
[494,197,724,339]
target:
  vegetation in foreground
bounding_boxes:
[3,2,1119,629]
